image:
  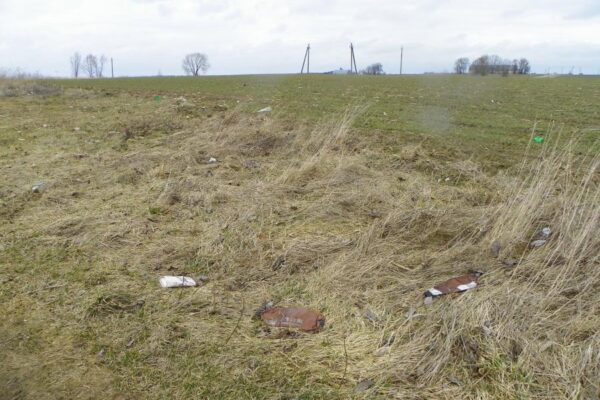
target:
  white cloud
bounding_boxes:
[1,0,599,76]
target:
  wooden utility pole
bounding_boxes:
[111,58,114,78]
[350,43,358,74]
[300,44,310,74]
[400,46,403,75]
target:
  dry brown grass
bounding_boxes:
[1,85,599,399]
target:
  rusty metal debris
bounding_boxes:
[424,271,483,298]
[259,306,325,332]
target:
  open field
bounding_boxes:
[1,75,599,399]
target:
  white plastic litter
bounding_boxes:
[159,276,196,288]
[208,157,217,164]
[541,227,552,238]
[32,182,45,193]
[257,106,272,113]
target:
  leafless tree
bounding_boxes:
[518,58,531,74]
[70,52,82,78]
[82,54,98,78]
[98,55,107,78]
[454,57,469,74]
[182,53,209,76]
[362,63,384,75]
[470,55,490,75]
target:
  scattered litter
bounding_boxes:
[254,300,274,318]
[31,182,45,193]
[530,239,547,248]
[260,306,325,332]
[257,106,272,113]
[533,136,545,143]
[355,379,374,392]
[42,124,48,128]
[490,240,501,258]
[126,338,135,348]
[208,157,217,164]
[73,127,81,132]
[159,276,196,288]
[444,177,451,182]
[424,271,483,298]
[153,95,161,102]
[271,255,286,271]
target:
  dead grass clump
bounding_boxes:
[87,293,144,317]
[0,79,62,97]
[121,115,183,138]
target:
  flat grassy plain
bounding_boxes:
[1,75,599,399]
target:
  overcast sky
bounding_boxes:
[1,0,599,76]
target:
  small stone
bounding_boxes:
[481,321,493,336]
[423,296,433,306]
[355,379,374,392]
[502,258,519,268]
[490,240,501,258]
[530,239,547,248]
[197,275,209,283]
[373,347,390,357]
[363,309,379,324]
[126,339,135,348]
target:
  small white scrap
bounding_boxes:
[530,239,547,248]
[257,106,272,113]
[456,281,477,291]
[31,182,45,193]
[541,227,552,238]
[425,288,443,297]
[159,276,196,288]
[208,157,217,164]
[73,127,81,132]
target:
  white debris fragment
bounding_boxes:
[31,182,45,193]
[159,276,197,288]
[257,106,272,113]
[530,239,547,248]
[208,157,217,164]
[541,227,552,238]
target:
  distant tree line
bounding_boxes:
[70,52,108,78]
[454,55,531,76]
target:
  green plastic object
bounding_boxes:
[154,95,161,102]
[533,136,544,143]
